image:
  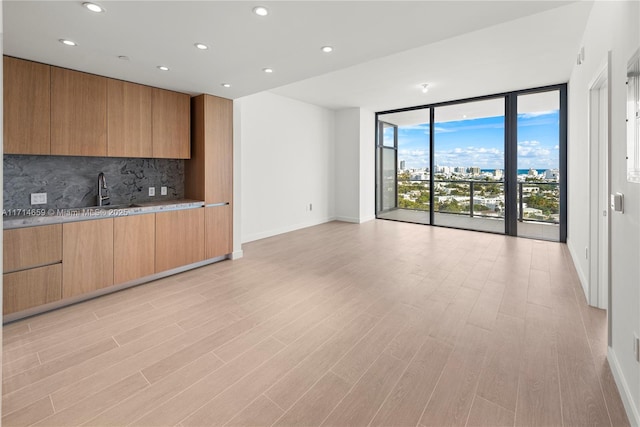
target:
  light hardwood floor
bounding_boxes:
[1,220,629,427]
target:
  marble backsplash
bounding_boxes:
[4,155,185,210]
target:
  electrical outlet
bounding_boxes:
[149,187,155,197]
[31,193,47,205]
[161,186,167,196]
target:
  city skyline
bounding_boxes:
[391,110,560,170]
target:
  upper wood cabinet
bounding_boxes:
[3,224,62,273]
[186,94,233,204]
[51,67,108,157]
[107,79,153,158]
[113,213,155,284]
[3,56,51,155]
[152,88,190,159]
[63,218,114,298]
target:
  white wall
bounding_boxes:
[567,1,640,424]
[359,108,376,222]
[334,107,376,223]
[237,91,335,243]
[334,108,361,222]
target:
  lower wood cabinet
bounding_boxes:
[63,218,114,298]
[114,213,156,284]
[3,224,62,273]
[3,264,62,314]
[156,209,205,273]
[205,204,232,259]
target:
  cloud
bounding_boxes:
[434,146,504,169]
[554,145,559,150]
[518,140,550,158]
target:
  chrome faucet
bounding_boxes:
[97,172,110,206]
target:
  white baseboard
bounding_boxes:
[242,217,334,243]
[566,237,590,302]
[608,347,640,427]
[334,215,376,224]
[231,250,244,260]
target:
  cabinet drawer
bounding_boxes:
[4,225,62,273]
[4,264,62,314]
[156,209,204,272]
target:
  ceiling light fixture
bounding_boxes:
[321,46,333,53]
[421,83,429,94]
[263,68,273,73]
[59,39,77,46]
[253,6,268,16]
[83,2,105,13]
[195,43,209,50]
[157,65,170,71]
[221,83,231,88]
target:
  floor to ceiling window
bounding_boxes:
[375,85,567,242]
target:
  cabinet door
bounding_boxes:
[185,94,232,204]
[205,204,232,259]
[3,224,62,273]
[63,219,114,298]
[4,264,62,314]
[155,209,204,272]
[51,67,107,156]
[107,79,153,158]
[3,56,51,155]
[114,214,155,284]
[152,88,190,159]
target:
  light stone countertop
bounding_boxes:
[3,199,205,229]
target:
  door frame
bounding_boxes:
[587,55,611,311]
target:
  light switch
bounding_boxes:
[161,186,167,196]
[31,193,47,205]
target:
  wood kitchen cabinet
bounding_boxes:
[107,79,153,158]
[155,209,204,272]
[3,56,51,155]
[63,219,114,298]
[113,213,155,284]
[152,88,190,159]
[51,67,108,156]
[4,265,62,315]
[186,94,233,204]
[205,204,232,259]
[3,224,62,273]
[3,224,63,315]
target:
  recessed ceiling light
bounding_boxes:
[83,2,105,13]
[221,83,231,88]
[59,39,77,46]
[321,46,333,53]
[157,66,170,71]
[253,6,268,16]
[421,83,429,93]
[195,43,209,50]
[263,68,273,73]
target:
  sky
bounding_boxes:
[390,110,560,170]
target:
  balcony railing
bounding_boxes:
[396,178,559,224]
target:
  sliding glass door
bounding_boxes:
[377,110,431,224]
[433,98,505,233]
[375,84,567,242]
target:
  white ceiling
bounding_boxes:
[4,1,591,112]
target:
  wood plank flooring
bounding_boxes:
[2,220,629,427]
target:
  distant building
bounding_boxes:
[400,160,406,170]
[494,169,503,179]
[528,168,538,176]
[544,168,559,181]
[455,166,467,173]
[469,167,481,175]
